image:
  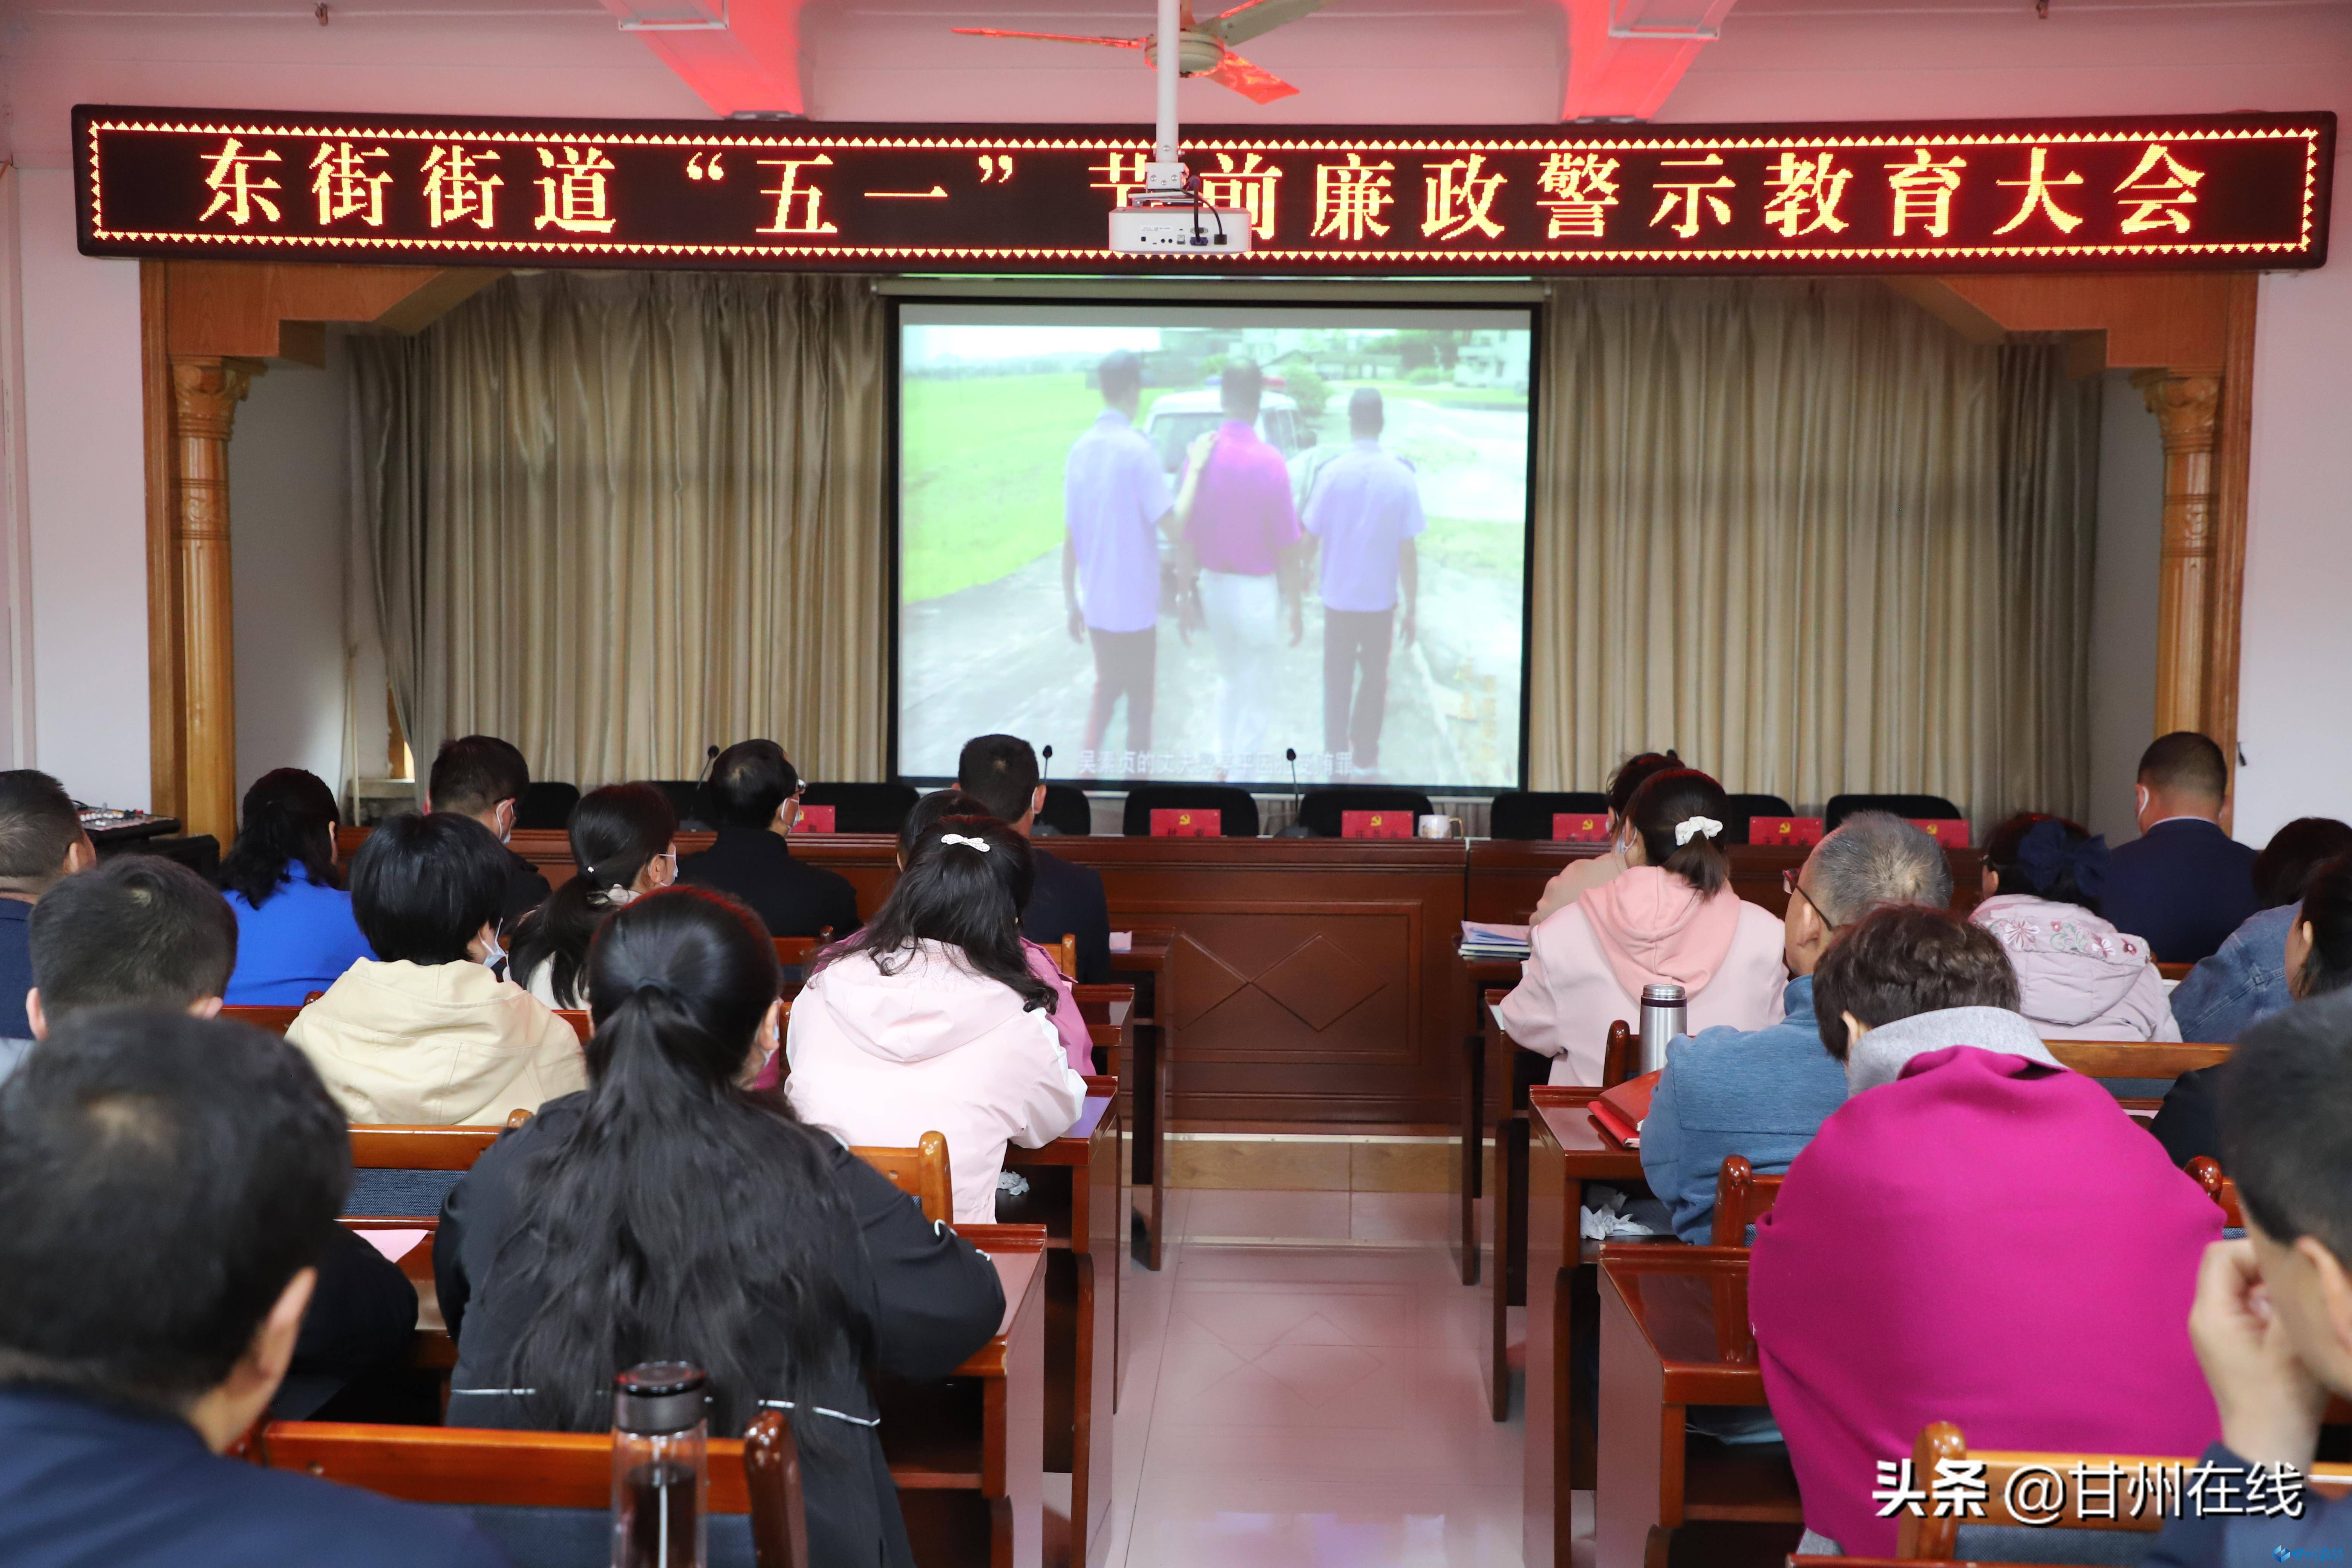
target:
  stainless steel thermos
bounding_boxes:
[1638,983,1689,1076]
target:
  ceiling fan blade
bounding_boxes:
[1200,50,1299,103]
[949,27,1145,48]
[1201,0,1327,46]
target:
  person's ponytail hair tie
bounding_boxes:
[1673,816,1723,847]
[1626,768,1733,899]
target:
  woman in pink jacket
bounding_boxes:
[1970,813,2180,1041]
[1496,769,1785,1085]
[785,815,1089,1225]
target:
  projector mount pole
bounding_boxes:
[1144,0,1190,198]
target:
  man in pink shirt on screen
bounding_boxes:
[1172,358,1303,769]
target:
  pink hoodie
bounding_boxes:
[1750,1045,2220,1555]
[1023,939,1097,1073]
[784,940,1089,1224]
[1495,866,1786,1084]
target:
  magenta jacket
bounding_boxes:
[1749,1043,2220,1556]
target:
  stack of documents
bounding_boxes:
[1459,921,1531,961]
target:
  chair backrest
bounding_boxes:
[1294,786,1436,838]
[646,779,713,831]
[1487,790,1609,841]
[2156,961,2193,982]
[1708,1154,1785,1246]
[2044,1040,2230,1081]
[799,782,919,836]
[1035,783,1093,837]
[1120,784,1260,838]
[1048,934,1078,980]
[851,1131,952,1224]
[514,781,580,833]
[773,934,830,968]
[1720,793,1794,844]
[262,1410,807,1568]
[345,1109,531,1215]
[1823,793,1963,830]
[2185,1155,2243,1227]
[1896,1419,2352,1558]
[219,1004,303,1035]
[1600,1018,1635,1089]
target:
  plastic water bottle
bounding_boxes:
[612,1361,709,1568]
[1638,983,1688,1076]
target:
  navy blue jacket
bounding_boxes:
[1024,846,1112,986]
[678,827,862,942]
[2103,819,2260,965]
[0,1386,505,1568]
[0,897,32,1040]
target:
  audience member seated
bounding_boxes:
[436,887,1000,1568]
[0,1011,501,1567]
[0,768,93,1053]
[1642,813,1950,1243]
[905,789,1093,1074]
[1751,905,2220,1558]
[959,732,1112,985]
[427,733,551,939]
[786,816,1089,1223]
[2154,856,2352,1169]
[1529,750,1680,925]
[218,768,374,1006]
[507,782,677,1010]
[2145,991,2352,1566]
[1970,812,2179,1040]
[2172,815,2352,1044]
[288,812,585,1126]
[25,855,416,1418]
[677,738,861,940]
[1497,768,1785,1085]
[2104,730,2260,963]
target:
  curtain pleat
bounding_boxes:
[1527,278,2098,825]
[348,271,887,789]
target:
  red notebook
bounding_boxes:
[1150,808,1219,838]
[792,804,836,834]
[1908,818,1971,847]
[1553,813,1612,843]
[1748,816,1824,847]
[1590,1069,1662,1149]
[1341,810,1411,839]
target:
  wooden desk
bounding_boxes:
[1594,1248,1799,1568]
[1105,930,1174,1269]
[1452,956,1522,1286]
[1524,1088,1656,1568]
[356,1216,1050,1568]
[1002,1086,1124,1568]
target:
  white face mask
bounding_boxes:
[480,929,508,974]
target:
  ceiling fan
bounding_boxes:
[952,0,1329,104]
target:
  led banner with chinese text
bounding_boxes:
[76,106,2332,275]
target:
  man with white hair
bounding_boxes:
[1638,812,1953,1243]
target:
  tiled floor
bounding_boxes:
[1082,1188,1534,1568]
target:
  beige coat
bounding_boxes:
[287,958,588,1127]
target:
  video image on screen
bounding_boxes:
[895,303,1531,792]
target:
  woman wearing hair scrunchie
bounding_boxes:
[785,815,1089,1224]
[507,782,679,1011]
[1498,769,1787,1085]
[1970,813,2179,1042]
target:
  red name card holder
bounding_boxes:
[1908,818,1971,847]
[1150,808,1219,838]
[1341,810,1412,840]
[793,804,837,834]
[1553,814,1613,844]
[1750,817,1825,847]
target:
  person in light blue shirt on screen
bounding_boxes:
[218,769,373,1005]
[1064,348,1175,765]
[1302,387,1424,775]
[1640,813,1951,1244]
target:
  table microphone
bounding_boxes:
[1041,743,1054,780]
[1275,747,1315,837]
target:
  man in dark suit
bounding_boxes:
[959,733,1111,985]
[427,734,550,939]
[677,740,861,940]
[2104,731,2259,964]
[0,1010,503,1568]
[0,768,92,1052]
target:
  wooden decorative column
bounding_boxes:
[169,355,260,847]
[2132,368,2224,738]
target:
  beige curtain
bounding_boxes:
[348,270,887,788]
[1525,278,2099,824]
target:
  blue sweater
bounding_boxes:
[2169,903,2296,1043]
[224,863,375,1006]
[1640,975,1848,1245]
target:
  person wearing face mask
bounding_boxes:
[427,735,552,940]
[2101,731,2259,965]
[507,783,679,1011]
[2153,855,2352,1169]
[287,812,585,1127]
[1529,751,1681,926]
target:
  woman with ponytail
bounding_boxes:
[1498,769,1787,1084]
[507,784,678,1009]
[434,887,1003,1568]
[1971,812,2178,1041]
[786,816,1089,1224]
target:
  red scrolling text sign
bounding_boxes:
[75,106,2331,276]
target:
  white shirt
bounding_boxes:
[1064,409,1174,634]
[1302,439,1426,613]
